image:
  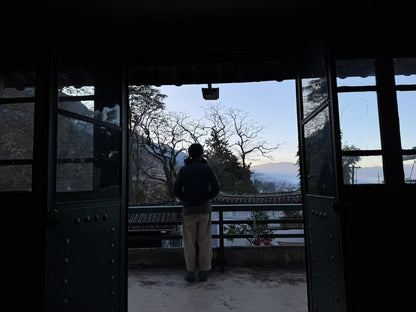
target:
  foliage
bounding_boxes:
[252,179,277,193]
[129,85,168,202]
[302,77,328,113]
[342,144,361,184]
[224,211,273,246]
[205,127,257,194]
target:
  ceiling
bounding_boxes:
[2,0,416,75]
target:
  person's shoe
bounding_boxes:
[185,271,196,283]
[199,271,208,282]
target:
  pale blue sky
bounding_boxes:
[156,72,415,170]
[159,80,298,165]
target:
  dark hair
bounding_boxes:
[188,143,203,157]
[184,143,207,165]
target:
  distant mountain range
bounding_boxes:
[348,163,415,183]
[251,162,300,186]
[250,161,416,185]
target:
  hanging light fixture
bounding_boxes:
[202,83,219,100]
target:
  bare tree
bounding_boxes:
[204,103,279,169]
[177,112,206,145]
[228,107,279,169]
[138,110,205,198]
[203,103,231,146]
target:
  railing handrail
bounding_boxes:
[129,203,302,213]
[128,203,304,271]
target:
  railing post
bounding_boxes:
[219,209,225,272]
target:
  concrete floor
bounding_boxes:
[128,267,308,312]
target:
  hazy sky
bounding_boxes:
[156,72,415,172]
[159,80,298,166]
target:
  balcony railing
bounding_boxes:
[128,203,304,271]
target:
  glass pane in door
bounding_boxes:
[302,77,328,117]
[56,115,121,202]
[303,107,334,195]
[58,67,120,125]
[0,102,34,160]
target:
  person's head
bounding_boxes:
[188,143,204,158]
[185,143,207,164]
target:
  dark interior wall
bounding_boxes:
[340,185,414,311]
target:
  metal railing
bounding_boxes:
[128,203,304,270]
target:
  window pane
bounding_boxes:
[58,67,95,96]
[58,67,120,126]
[394,58,416,85]
[304,107,334,195]
[336,59,376,87]
[56,115,121,202]
[302,77,328,118]
[58,100,95,118]
[338,92,381,150]
[0,72,36,98]
[396,91,416,150]
[56,115,93,197]
[56,162,94,193]
[0,103,34,160]
[342,156,384,184]
[0,165,32,191]
[57,115,94,158]
[403,155,416,184]
[93,125,121,198]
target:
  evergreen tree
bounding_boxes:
[205,128,257,194]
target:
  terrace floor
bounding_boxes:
[128,266,308,312]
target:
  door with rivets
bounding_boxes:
[44,58,127,312]
[297,37,347,312]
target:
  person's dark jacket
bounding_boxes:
[173,159,220,216]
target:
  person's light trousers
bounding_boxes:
[182,213,212,272]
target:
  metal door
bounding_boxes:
[44,59,127,312]
[297,37,347,312]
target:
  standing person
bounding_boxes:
[174,143,220,282]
